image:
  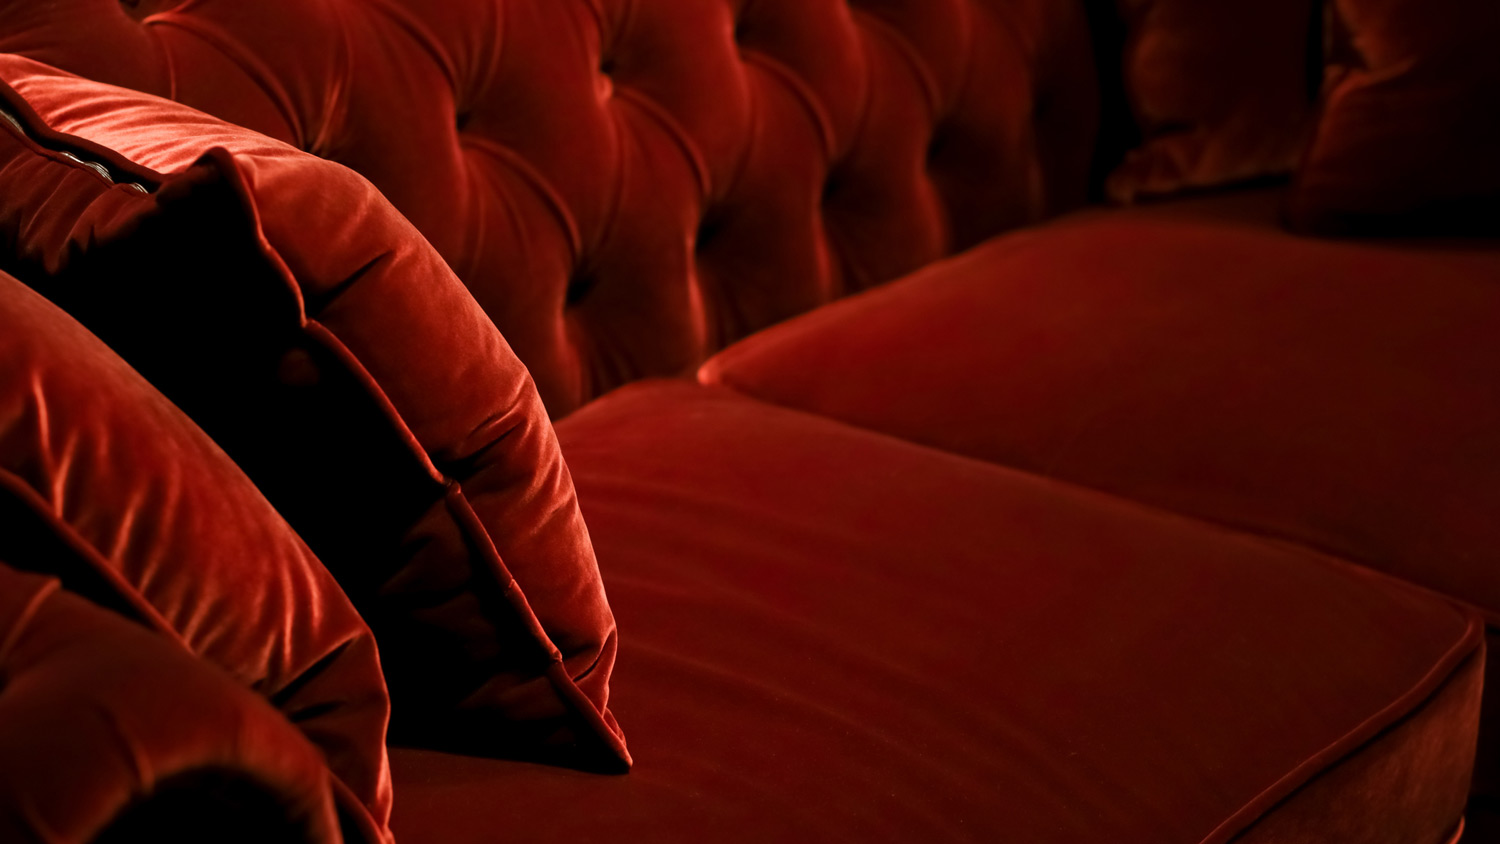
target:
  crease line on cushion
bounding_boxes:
[142,14,316,150]
[329,775,390,844]
[0,575,56,662]
[459,134,584,266]
[361,0,464,96]
[850,8,942,121]
[441,482,630,769]
[612,86,711,202]
[0,468,184,649]
[1202,611,1483,844]
[741,51,837,165]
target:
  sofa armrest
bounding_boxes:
[0,563,346,844]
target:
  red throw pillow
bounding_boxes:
[1286,0,1500,234]
[1106,0,1318,201]
[0,270,390,839]
[0,56,627,769]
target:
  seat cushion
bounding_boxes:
[0,55,624,769]
[702,189,1500,624]
[388,382,1480,844]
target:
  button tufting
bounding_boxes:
[117,0,151,23]
[926,131,947,165]
[597,57,617,99]
[565,272,599,307]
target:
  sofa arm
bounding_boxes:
[0,563,345,844]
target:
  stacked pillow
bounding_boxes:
[1106,0,1500,235]
[0,269,388,841]
[0,560,350,844]
[0,52,626,783]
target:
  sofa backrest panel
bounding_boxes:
[0,0,1098,414]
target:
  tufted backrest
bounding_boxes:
[0,0,1098,414]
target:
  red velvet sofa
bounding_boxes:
[0,0,1497,842]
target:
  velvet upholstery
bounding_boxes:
[1104,0,1317,201]
[704,190,1500,624]
[1286,0,1500,234]
[0,0,1100,414]
[0,562,354,844]
[385,382,1481,843]
[0,269,390,837]
[703,190,1500,799]
[0,1,1493,838]
[0,58,625,769]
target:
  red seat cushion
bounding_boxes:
[388,382,1480,844]
[0,56,624,769]
[0,270,389,839]
[703,190,1500,624]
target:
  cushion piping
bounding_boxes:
[1202,611,1483,843]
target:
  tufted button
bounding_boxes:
[597,57,618,100]
[455,111,472,132]
[565,272,599,308]
[820,169,844,204]
[926,130,947,166]
[694,211,726,253]
[118,0,185,21]
[117,0,150,23]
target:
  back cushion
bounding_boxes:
[0,270,390,837]
[0,0,1100,414]
[0,57,627,770]
[1104,0,1319,201]
[1285,0,1500,234]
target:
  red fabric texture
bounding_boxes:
[386,382,1480,843]
[0,563,354,844]
[1105,0,1317,201]
[1285,0,1500,235]
[0,269,391,837]
[0,57,625,768]
[0,0,1099,414]
[1233,647,1478,844]
[704,190,1500,626]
